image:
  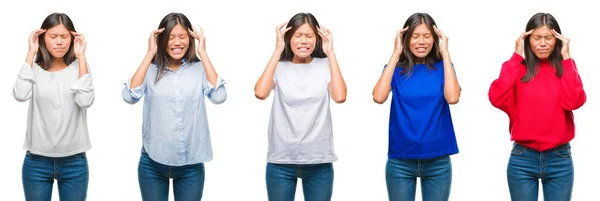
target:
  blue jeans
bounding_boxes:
[386,156,452,201]
[22,151,89,201]
[266,163,334,201]
[138,151,205,201]
[507,143,574,201]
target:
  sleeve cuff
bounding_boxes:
[509,52,524,64]
[206,76,225,89]
[17,63,35,83]
[203,76,226,94]
[561,58,577,73]
[71,74,94,92]
[125,79,144,99]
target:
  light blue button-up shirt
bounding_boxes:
[122,60,226,166]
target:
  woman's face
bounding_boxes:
[408,23,434,60]
[166,24,190,61]
[290,23,316,60]
[529,25,556,60]
[44,24,72,59]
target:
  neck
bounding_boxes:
[415,57,426,64]
[291,56,313,64]
[48,57,68,71]
[169,59,183,71]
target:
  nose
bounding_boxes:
[300,35,308,43]
[417,36,425,44]
[540,39,548,46]
[56,37,63,45]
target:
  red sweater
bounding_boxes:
[489,53,586,152]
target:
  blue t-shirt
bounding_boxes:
[387,61,459,159]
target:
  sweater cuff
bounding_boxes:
[17,63,35,84]
[71,74,94,92]
[509,52,524,64]
[561,58,577,73]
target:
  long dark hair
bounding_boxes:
[279,12,327,61]
[36,13,77,70]
[521,12,563,82]
[397,12,442,77]
[154,12,200,83]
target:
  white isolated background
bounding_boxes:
[0,0,597,200]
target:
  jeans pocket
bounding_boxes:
[510,145,525,156]
[554,146,571,158]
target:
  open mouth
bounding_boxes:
[415,47,428,53]
[171,47,185,54]
[297,47,311,52]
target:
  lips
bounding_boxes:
[415,47,428,53]
[297,47,311,52]
[170,47,184,54]
[536,49,551,54]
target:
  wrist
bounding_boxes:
[146,51,156,58]
[325,50,335,57]
[198,51,209,58]
[440,50,450,56]
[274,49,284,56]
[393,49,402,56]
[275,47,284,54]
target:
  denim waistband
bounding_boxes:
[513,143,570,152]
[26,151,86,159]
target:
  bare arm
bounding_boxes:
[130,28,164,89]
[190,27,218,86]
[318,27,346,103]
[254,23,291,100]
[434,26,460,104]
[373,28,407,104]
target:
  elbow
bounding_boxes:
[78,103,93,109]
[373,95,387,104]
[122,95,140,105]
[445,95,460,105]
[372,87,389,104]
[212,94,227,105]
[564,95,587,111]
[77,99,95,109]
[13,95,29,102]
[254,90,269,100]
[447,98,459,105]
[332,95,346,104]
[13,91,30,102]
[445,91,461,105]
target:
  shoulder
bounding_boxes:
[31,62,44,72]
[313,57,329,66]
[433,60,446,68]
[275,61,291,72]
[71,59,91,70]
[189,60,203,67]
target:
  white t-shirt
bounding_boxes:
[267,57,337,164]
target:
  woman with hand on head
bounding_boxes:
[13,12,94,201]
[122,12,226,201]
[254,12,347,201]
[372,12,461,201]
[488,12,585,201]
